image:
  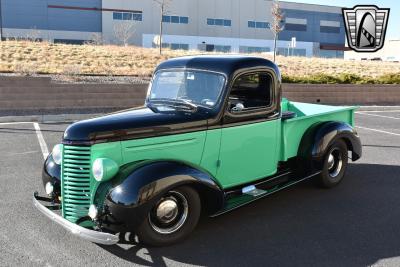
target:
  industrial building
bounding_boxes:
[0,0,347,58]
[345,40,400,62]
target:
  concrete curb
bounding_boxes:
[0,113,102,123]
[1,106,399,123]
[357,106,400,111]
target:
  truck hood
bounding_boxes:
[62,106,209,143]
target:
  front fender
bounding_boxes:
[42,153,61,196]
[103,161,224,231]
[298,121,362,173]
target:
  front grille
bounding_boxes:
[61,145,92,223]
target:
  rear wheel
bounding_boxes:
[316,139,348,188]
[136,186,201,246]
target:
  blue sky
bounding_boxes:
[283,0,399,39]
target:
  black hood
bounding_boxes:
[63,106,210,144]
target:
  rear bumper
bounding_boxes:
[33,192,119,245]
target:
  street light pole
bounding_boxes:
[0,0,3,41]
[159,2,163,55]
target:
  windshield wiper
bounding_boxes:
[148,98,198,112]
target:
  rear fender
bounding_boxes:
[298,121,362,173]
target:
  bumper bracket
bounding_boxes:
[33,192,119,245]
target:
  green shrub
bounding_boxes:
[283,73,400,84]
[376,73,400,84]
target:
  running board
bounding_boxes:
[210,172,320,217]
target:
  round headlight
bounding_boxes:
[92,158,119,182]
[52,144,63,165]
[92,159,104,181]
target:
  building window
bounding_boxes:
[277,47,307,57]
[248,21,270,29]
[123,13,132,20]
[159,43,189,50]
[215,45,231,52]
[113,12,123,20]
[285,23,307,31]
[163,15,189,24]
[113,11,142,21]
[320,26,340,33]
[171,16,180,23]
[320,49,344,58]
[180,16,189,24]
[132,13,142,21]
[200,44,231,53]
[54,39,85,45]
[239,46,270,53]
[224,20,232,27]
[207,18,232,27]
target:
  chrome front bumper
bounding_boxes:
[33,193,119,245]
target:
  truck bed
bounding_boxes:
[279,99,357,161]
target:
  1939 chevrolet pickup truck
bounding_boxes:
[34,56,362,246]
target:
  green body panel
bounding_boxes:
[120,131,207,166]
[200,128,222,177]
[279,100,357,161]
[216,120,280,188]
[90,142,123,203]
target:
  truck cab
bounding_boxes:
[34,56,362,246]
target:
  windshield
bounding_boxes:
[148,70,226,108]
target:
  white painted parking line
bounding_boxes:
[358,110,400,113]
[0,122,35,125]
[0,122,50,159]
[356,112,400,120]
[33,123,49,160]
[356,126,400,137]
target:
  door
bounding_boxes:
[216,71,280,188]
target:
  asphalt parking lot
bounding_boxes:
[0,111,400,267]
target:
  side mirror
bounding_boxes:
[231,103,245,113]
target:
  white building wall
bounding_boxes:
[101,0,342,57]
[143,34,315,57]
[345,40,400,61]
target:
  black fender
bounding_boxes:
[102,161,225,232]
[298,121,362,174]
[41,153,61,197]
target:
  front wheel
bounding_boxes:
[136,186,201,246]
[316,139,348,188]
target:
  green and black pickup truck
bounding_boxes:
[34,56,362,246]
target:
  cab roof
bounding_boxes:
[155,55,280,79]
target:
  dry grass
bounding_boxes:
[1,40,399,82]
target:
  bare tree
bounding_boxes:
[153,0,171,55]
[270,0,285,62]
[113,21,136,46]
[85,33,104,46]
[26,27,41,42]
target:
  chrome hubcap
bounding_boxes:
[328,148,343,178]
[327,154,335,170]
[149,191,189,234]
[155,199,179,224]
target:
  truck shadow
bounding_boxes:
[99,163,400,267]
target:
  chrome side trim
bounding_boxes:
[33,193,119,245]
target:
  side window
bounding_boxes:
[229,72,272,112]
